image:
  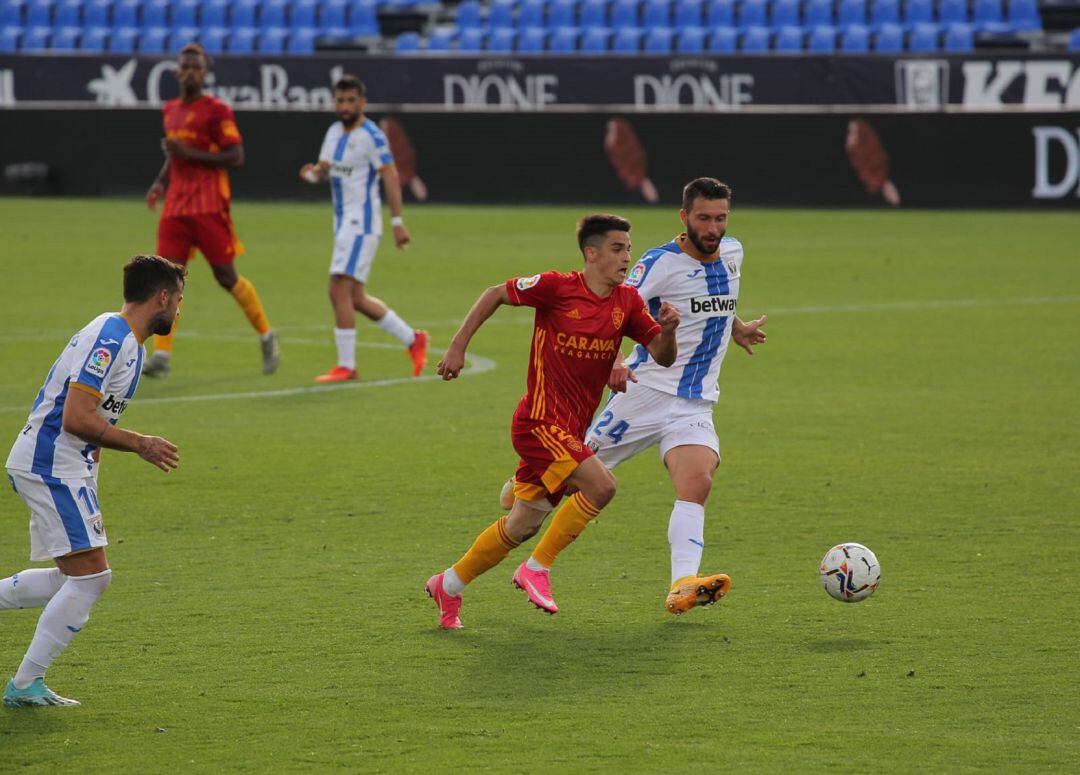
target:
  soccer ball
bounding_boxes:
[819,543,880,603]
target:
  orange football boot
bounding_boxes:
[315,366,358,383]
[408,330,429,377]
[665,573,731,615]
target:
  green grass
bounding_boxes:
[1,198,1078,772]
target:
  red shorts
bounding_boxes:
[510,419,594,506]
[157,211,244,267]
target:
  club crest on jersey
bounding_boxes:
[516,274,541,291]
[626,263,645,287]
[611,306,624,328]
[86,348,112,377]
[725,257,738,275]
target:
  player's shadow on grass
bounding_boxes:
[803,638,875,652]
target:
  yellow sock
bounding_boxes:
[230,275,271,335]
[152,308,180,353]
[452,516,520,584]
[532,492,600,568]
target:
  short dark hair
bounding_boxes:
[334,74,366,97]
[123,255,186,303]
[576,213,631,252]
[682,177,733,212]
[178,42,212,70]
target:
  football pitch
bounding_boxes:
[1,197,1078,772]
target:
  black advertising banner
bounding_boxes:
[2,108,1078,207]
[1,53,1080,110]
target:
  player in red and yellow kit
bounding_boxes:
[425,214,680,629]
[143,43,278,378]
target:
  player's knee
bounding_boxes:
[676,471,713,504]
[590,472,617,509]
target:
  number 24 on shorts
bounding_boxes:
[592,411,629,444]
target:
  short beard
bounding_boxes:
[151,314,175,336]
[339,112,359,127]
[686,225,724,256]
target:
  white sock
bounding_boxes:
[0,568,66,610]
[668,500,706,584]
[13,569,111,689]
[525,556,549,572]
[260,330,275,342]
[334,327,357,370]
[154,350,171,360]
[375,310,415,347]
[441,567,465,597]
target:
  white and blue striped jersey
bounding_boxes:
[318,118,394,237]
[6,313,144,479]
[623,234,744,403]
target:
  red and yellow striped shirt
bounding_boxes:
[161,95,242,217]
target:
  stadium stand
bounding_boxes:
[0,0,1073,54]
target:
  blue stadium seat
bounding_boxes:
[611,24,641,49]
[112,0,136,25]
[22,24,50,48]
[704,0,732,26]
[840,21,869,48]
[973,0,1009,31]
[548,0,576,26]
[287,26,315,51]
[107,24,135,49]
[644,24,672,49]
[320,0,346,30]
[740,24,769,49]
[873,20,901,49]
[938,0,967,25]
[807,22,835,49]
[458,25,485,50]
[642,0,670,27]
[943,20,973,49]
[198,0,224,25]
[201,25,226,51]
[581,0,607,25]
[547,24,578,49]
[54,0,81,26]
[707,23,735,49]
[676,23,706,49]
[908,21,938,49]
[260,0,286,28]
[489,0,514,27]
[394,30,419,50]
[426,28,453,49]
[803,0,832,27]
[52,25,80,48]
[869,0,898,29]
[838,0,866,27]
[488,25,515,48]
[772,0,799,28]
[580,24,610,51]
[774,24,802,50]
[0,1,24,27]
[516,24,546,48]
[137,25,168,51]
[1007,0,1040,30]
[1068,26,1080,50]
[173,25,199,46]
[348,0,376,33]
[675,0,701,25]
[903,0,931,26]
[81,24,109,48]
[288,0,314,27]
[141,0,167,27]
[25,0,52,26]
[456,0,482,28]
[231,0,257,27]
[610,0,638,27]
[736,0,765,29]
[517,0,545,27]
[227,25,255,50]
[171,0,196,26]
[84,0,109,25]
[0,25,20,50]
[258,25,286,51]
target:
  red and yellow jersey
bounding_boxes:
[161,95,242,217]
[506,270,661,437]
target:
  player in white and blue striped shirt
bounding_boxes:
[2,255,184,708]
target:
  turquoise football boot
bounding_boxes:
[3,678,80,708]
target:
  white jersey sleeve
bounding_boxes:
[318,124,338,164]
[324,118,393,237]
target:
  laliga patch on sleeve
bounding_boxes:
[516,274,541,291]
[85,348,112,378]
[626,263,645,287]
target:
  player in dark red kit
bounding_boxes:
[425,214,680,629]
[143,43,279,378]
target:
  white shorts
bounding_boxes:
[7,470,108,561]
[330,228,380,283]
[585,383,720,469]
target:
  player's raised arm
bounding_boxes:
[607,351,638,393]
[645,301,680,367]
[62,390,178,472]
[437,283,512,381]
[378,164,411,249]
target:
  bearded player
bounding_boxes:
[425,214,680,629]
[143,43,279,378]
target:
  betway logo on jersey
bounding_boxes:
[100,395,129,416]
[554,332,618,360]
[330,162,356,176]
[689,294,737,318]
